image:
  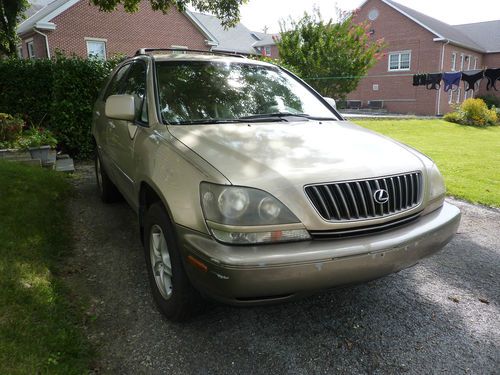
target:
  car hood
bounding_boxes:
[167,120,426,188]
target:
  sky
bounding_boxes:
[240,0,500,33]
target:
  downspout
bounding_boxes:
[33,28,50,59]
[436,39,450,115]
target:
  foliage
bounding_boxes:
[444,98,498,127]
[0,113,24,148]
[0,54,123,158]
[90,0,245,26]
[476,94,500,109]
[17,127,58,149]
[277,9,385,100]
[251,55,300,75]
[355,119,500,207]
[0,0,29,57]
[0,161,94,374]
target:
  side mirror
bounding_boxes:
[324,97,337,109]
[105,95,135,121]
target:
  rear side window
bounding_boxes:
[103,63,131,100]
[122,61,148,124]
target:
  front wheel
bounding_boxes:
[144,202,203,321]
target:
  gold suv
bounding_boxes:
[92,49,461,321]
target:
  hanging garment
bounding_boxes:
[442,72,462,92]
[426,73,442,90]
[412,74,419,86]
[461,70,484,92]
[485,68,500,91]
[413,74,428,86]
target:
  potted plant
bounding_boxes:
[17,127,58,163]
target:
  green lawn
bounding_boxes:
[353,119,500,207]
[0,161,93,374]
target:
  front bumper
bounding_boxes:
[178,202,461,305]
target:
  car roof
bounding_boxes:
[137,52,274,67]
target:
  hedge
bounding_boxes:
[0,55,122,159]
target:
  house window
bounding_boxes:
[459,54,464,70]
[86,39,106,60]
[474,57,478,69]
[451,53,456,71]
[388,51,411,71]
[17,46,23,58]
[467,55,471,70]
[27,41,35,59]
[265,46,271,56]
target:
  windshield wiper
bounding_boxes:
[238,112,337,121]
[172,117,285,125]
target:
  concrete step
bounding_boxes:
[55,157,75,173]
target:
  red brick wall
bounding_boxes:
[347,0,491,115]
[19,33,47,58]
[42,0,209,58]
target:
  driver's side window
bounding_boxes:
[122,61,148,125]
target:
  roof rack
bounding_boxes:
[134,48,246,58]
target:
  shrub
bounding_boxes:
[444,98,498,127]
[443,111,461,124]
[477,94,500,109]
[17,127,58,150]
[0,54,123,159]
[0,113,24,149]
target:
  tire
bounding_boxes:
[144,202,203,321]
[95,150,121,203]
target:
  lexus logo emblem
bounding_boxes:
[373,189,389,204]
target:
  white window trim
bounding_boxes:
[27,41,35,59]
[17,45,23,58]
[84,37,107,42]
[459,54,464,71]
[451,52,456,71]
[387,50,411,71]
[467,55,471,70]
[474,57,478,70]
[86,38,107,60]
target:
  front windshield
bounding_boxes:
[155,60,338,125]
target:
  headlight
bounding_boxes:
[423,163,446,214]
[200,182,310,244]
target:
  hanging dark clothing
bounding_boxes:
[485,68,500,91]
[413,74,427,86]
[426,73,442,90]
[461,70,484,92]
[442,72,462,92]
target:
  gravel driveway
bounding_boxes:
[67,163,499,374]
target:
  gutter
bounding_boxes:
[436,39,450,116]
[433,37,485,54]
[33,28,51,59]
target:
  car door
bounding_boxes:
[96,62,132,181]
[106,60,149,204]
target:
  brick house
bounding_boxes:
[17,0,277,59]
[347,0,500,115]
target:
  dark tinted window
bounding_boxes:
[103,63,131,100]
[122,62,148,123]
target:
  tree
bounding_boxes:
[0,0,29,57]
[277,9,385,100]
[90,0,246,27]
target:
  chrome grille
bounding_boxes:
[305,172,423,221]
